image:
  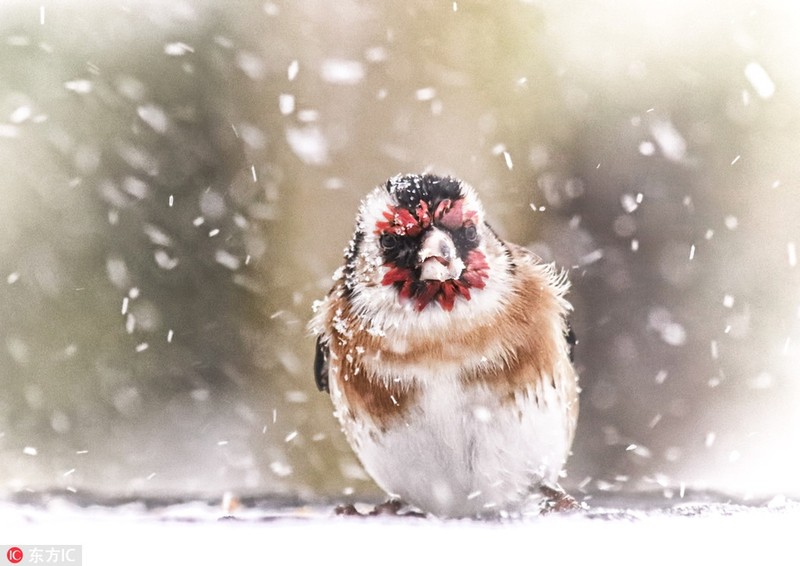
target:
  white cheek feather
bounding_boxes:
[358,186,395,231]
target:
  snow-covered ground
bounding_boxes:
[0,494,797,565]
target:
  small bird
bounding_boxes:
[310,174,579,518]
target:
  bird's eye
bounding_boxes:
[380,233,399,250]
[463,225,478,242]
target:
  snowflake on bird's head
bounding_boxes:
[375,200,431,237]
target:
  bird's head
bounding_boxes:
[344,174,512,318]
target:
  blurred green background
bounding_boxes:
[0,0,799,503]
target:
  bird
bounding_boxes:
[309,173,580,518]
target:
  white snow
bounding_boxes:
[287,60,299,81]
[137,104,169,133]
[320,59,365,85]
[284,391,308,404]
[9,106,32,124]
[285,126,329,165]
[620,193,639,213]
[269,461,293,477]
[279,93,295,115]
[125,314,135,333]
[649,118,686,162]
[118,178,149,202]
[724,215,739,230]
[64,79,92,94]
[749,372,774,390]
[297,109,319,122]
[215,250,241,271]
[237,123,267,149]
[154,249,179,270]
[502,150,513,170]
[660,322,686,346]
[638,140,655,156]
[415,87,437,101]
[744,62,775,99]
[164,42,194,56]
[236,51,265,80]
[364,46,388,62]
[0,124,19,138]
[0,502,799,566]
[579,249,604,265]
[143,223,171,246]
[648,308,687,346]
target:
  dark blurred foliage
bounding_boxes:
[0,0,798,500]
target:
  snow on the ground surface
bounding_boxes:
[0,493,797,565]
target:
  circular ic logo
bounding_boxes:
[6,547,23,564]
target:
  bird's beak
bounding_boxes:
[417,228,464,281]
